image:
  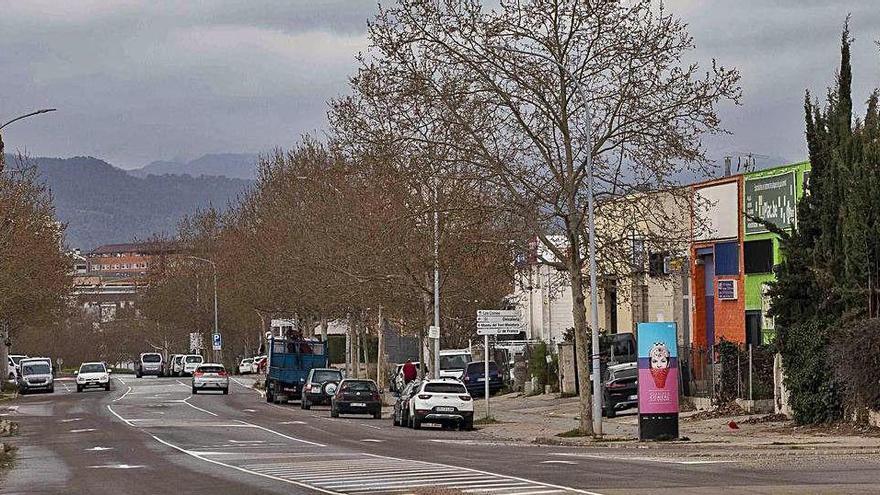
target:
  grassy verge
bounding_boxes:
[474,416,502,425]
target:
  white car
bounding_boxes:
[238,358,254,375]
[192,363,229,394]
[408,379,474,430]
[76,362,111,392]
[438,349,472,379]
[18,357,54,395]
[7,354,28,381]
[181,354,204,376]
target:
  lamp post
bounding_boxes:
[493,44,603,435]
[188,256,219,361]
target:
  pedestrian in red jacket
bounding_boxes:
[402,359,417,384]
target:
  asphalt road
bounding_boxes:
[2,375,880,494]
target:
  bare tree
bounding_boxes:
[350,0,740,435]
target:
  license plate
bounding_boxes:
[628,394,638,400]
[436,406,455,412]
[351,402,366,407]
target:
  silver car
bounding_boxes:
[18,358,54,395]
[191,363,229,395]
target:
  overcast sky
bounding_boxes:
[1,1,878,170]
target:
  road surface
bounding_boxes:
[2,376,880,494]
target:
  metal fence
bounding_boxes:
[679,342,774,404]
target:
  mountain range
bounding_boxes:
[6,154,251,251]
[129,153,260,180]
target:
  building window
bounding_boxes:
[648,252,669,277]
[714,241,740,276]
[744,239,774,274]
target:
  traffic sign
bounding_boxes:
[212,333,222,351]
[476,309,523,335]
[477,310,519,318]
[428,325,439,339]
[190,332,204,351]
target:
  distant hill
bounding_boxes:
[7,155,251,250]
[130,153,260,180]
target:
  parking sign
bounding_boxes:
[212,333,222,351]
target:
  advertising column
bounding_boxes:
[637,322,680,440]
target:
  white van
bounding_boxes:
[181,354,204,376]
[438,349,472,379]
[7,354,28,381]
[18,357,54,394]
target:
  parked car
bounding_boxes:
[392,379,421,427]
[603,362,638,418]
[76,362,111,392]
[7,354,28,381]
[167,354,183,376]
[192,363,229,394]
[170,354,185,376]
[408,379,473,430]
[253,355,267,374]
[390,361,420,394]
[301,368,343,409]
[136,352,164,378]
[461,361,503,397]
[237,357,255,375]
[181,354,204,376]
[330,379,382,419]
[18,357,54,395]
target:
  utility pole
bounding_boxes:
[433,174,441,379]
[188,256,218,362]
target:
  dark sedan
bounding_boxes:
[331,379,382,419]
[462,361,503,397]
[603,362,638,417]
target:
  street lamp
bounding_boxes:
[188,256,219,359]
[0,109,57,171]
[493,44,603,435]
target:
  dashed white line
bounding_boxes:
[359,423,382,430]
[182,396,218,417]
[112,386,133,402]
[88,464,144,469]
[361,439,383,443]
[106,405,134,426]
[235,420,326,447]
[69,428,96,433]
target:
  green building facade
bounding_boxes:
[742,161,811,344]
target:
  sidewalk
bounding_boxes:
[469,392,880,452]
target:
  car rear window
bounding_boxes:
[341,381,377,392]
[424,383,467,394]
[312,370,342,383]
[142,354,161,363]
[466,362,498,373]
[185,355,203,363]
[198,365,224,373]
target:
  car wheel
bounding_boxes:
[76,385,82,393]
[412,415,422,430]
[373,410,381,420]
[48,386,54,394]
[266,389,273,403]
[222,388,229,395]
[104,384,111,391]
[392,412,400,427]
[330,407,339,418]
[192,387,198,395]
[7,373,13,381]
[302,397,311,410]
[462,419,474,431]
[136,372,142,378]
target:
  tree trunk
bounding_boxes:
[345,319,352,376]
[320,316,328,343]
[568,253,594,436]
[0,320,9,386]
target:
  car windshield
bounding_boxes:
[11,356,25,365]
[242,359,253,364]
[23,363,50,375]
[312,370,342,383]
[439,355,470,370]
[424,382,467,394]
[185,356,203,363]
[198,365,224,373]
[142,354,161,363]
[80,364,105,373]
[341,381,377,392]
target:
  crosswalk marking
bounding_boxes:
[235,453,594,495]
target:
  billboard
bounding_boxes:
[744,172,797,234]
[637,322,679,415]
[694,181,739,241]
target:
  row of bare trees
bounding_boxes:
[135,0,737,435]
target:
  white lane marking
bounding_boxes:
[60,381,71,392]
[550,452,733,465]
[361,453,605,495]
[279,421,307,425]
[60,417,83,423]
[229,440,265,444]
[116,376,127,385]
[361,439,383,443]
[88,464,144,469]
[176,380,190,388]
[150,435,344,495]
[243,409,257,413]
[182,396,218,417]
[235,420,326,447]
[359,423,381,430]
[112,386,133,402]
[541,460,578,465]
[106,405,134,427]
[230,377,262,395]
[69,428,96,433]
[85,446,114,452]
